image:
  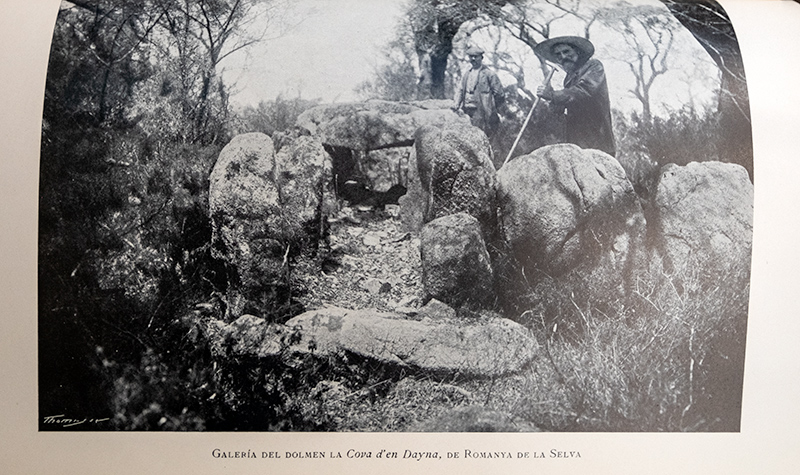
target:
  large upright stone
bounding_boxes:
[209,133,331,319]
[275,135,337,223]
[414,123,498,239]
[653,161,753,277]
[496,144,646,305]
[398,146,425,232]
[420,213,494,309]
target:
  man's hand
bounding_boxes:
[537,84,553,100]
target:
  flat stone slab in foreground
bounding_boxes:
[210,307,539,378]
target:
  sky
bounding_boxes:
[219,0,722,118]
[220,0,405,107]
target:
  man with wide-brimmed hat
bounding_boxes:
[454,45,506,137]
[535,36,616,156]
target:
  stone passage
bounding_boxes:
[209,132,331,319]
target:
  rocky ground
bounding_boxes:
[293,204,425,314]
[282,203,536,431]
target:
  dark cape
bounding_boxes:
[549,58,616,156]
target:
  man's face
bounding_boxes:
[552,44,579,71]
[468,53,483,69]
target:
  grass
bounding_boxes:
[472,255,750,432]
[117,217,747,432]
[194,254,746,433]
[237,250,749,433]
[91,139,749,432]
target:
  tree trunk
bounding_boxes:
[411,1,478,100]
[416,50,433,100]
[414,22,459,100]
[429,49,451,99]
[641,91,652,125]
[660,0,753,181]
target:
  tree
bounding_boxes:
[495,0,584,47]
[407,0,470,99]
[156,0,289,144]
[406,0,517,100]
[41,1,159,421]
[658,0,752,181]
[355,19,420,101]
[45,1,163,127]
[236,94,321,136]
[381,0,595,101]
[598,2,678,124]
[39,0,290,428]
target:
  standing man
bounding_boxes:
[535,36,616,157]
[454,46,506,138]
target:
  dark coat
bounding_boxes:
[455,65,505,136]
[549,58,616,156]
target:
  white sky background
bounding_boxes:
[221,0,406,106]
[221,0,722,118]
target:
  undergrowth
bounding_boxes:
[500,257,749,432]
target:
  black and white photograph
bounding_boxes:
[6,0,800,473]
[36,0,753,433]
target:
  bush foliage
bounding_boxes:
[38,0,313,430]
[508,257,749,432]
[614,106,723,198]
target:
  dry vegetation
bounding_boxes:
[189,203,747,433]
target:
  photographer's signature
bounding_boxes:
[43,414,110,428]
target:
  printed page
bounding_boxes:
[1,0,798,473]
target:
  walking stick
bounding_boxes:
[501,66,556,168]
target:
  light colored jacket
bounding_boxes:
[455,65,505,135]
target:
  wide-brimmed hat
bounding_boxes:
[534,36,595,64]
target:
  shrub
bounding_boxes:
[232,94,321,137]
[615,107,721,197]
[38,118,230,429]
[508,256,749,432]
